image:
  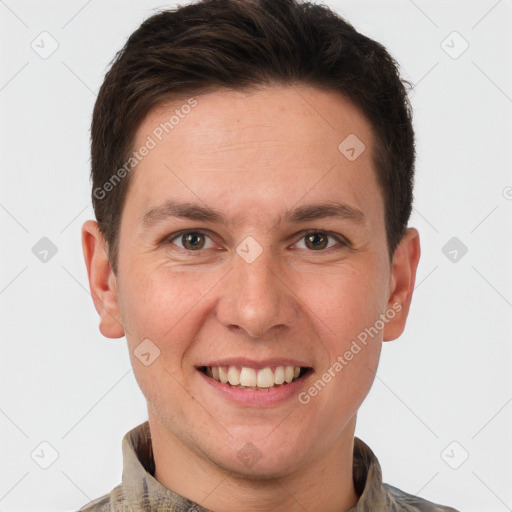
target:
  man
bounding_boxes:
[80,0,460,510]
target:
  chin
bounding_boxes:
[207,429,311,480]
[220,450,305,481]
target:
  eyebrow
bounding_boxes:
[141,199,367,229]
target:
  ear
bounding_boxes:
[81,220,125,339]
[382,227,421,342]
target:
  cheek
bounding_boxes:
[297,258,388,345]
[117,264,203,345]
[294,257,387,405]
[118,261,230,369]
[118,266,213,412]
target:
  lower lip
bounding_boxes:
[197,369,313,407]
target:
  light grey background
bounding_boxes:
[1,1,511,511]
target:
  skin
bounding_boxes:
[82,85,420,512]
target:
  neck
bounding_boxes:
[149,411,359,512]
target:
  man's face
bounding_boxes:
[84,85,417,478]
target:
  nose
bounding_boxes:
[215,243,299,339]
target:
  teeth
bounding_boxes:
[219,366,229,384]
[228,366,240,386]
[256,367,274,388]
[274,366,285,385]
[240,367,257,387]
[203,364,306,390]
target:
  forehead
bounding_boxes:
[125,85,382,228]
[135,85,374,162]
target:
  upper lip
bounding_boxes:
[197,358,312,369]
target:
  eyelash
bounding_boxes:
[165,229,350,254]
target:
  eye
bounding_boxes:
[168,230,215,251]
[295,231,347,251]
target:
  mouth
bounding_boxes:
[197,364,313,391]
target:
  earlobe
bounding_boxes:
[81,220,125,339]
[382,227,421,342]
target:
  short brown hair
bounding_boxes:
[90,0,415,275]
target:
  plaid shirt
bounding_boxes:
[77,421,460,512]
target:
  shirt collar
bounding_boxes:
[121,420,390,511]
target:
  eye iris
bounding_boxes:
[305,233,328,250]
[182,232,205,250]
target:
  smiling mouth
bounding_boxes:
[198,365,312,391]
